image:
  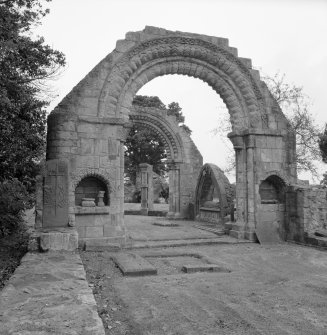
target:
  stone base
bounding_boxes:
[140,208,149,215]
[79,236,125,250]
[28,227,78,252]
[229,223,257,242]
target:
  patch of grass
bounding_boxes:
[0,225,28,290]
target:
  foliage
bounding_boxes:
[0,0,66,190]
[125,96,192,184]
[124,126,168,184]
[0,179,32,237]
[320,172,327,188]
[318,124,327,164]
[213,72,322,178]
[132,95,166,110]
[263,73,321,177]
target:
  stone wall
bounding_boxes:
[286,185,327,245]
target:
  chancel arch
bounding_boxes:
[41,26,297,246]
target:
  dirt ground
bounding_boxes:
[81,241,327,335]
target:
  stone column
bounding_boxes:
[228,133,247,239]
[244,134,257,240]
[167,161,182,219]
[139,163,153,215]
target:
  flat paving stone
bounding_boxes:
[153,221,179,227]
[0,252,105,335]
[182,263,230,273]
[112,252,157,276]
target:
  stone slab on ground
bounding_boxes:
[153,221,179,227]
[255,220,283,244]
[0,252,105,335]
[112,252,157,276]
[182,263,230,273]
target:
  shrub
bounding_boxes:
[0,179,31,237]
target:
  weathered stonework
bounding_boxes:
[286,185,327,247]
[129,105,203,218]
[195,164,234,224]
[38,26,299,245]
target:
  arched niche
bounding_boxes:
[259,175,285,204]
[256,174,287,243]
[75,176,109,206]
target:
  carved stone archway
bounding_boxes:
[128,105,203,218]
[43,26,297,244]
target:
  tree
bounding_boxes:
[264,73,321,177]
[318,124,327,163]
[124,125,168,184]
[214,72,322,178]
[125,95,192,184]
[0,0,66,190]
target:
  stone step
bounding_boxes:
[124,237,251,249]
[192,224,225,236]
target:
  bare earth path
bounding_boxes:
[82,215,327,335]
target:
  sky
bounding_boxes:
[36,0,327,182]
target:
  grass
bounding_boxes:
[0,225,28,291]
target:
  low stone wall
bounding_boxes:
[302,188,327,232]
[75,206,124,247]
[286,185,327,247]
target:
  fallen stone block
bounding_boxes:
[112,253,157,276]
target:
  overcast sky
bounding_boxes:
[36,0,327,182]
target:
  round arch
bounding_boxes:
[45,26,297,242]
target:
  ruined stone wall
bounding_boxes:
[286,186,327,244]
[41,26,297,244]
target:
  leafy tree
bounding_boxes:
[124,125,168,184]
[318,124,327,164]
[214,72,321,178]
[0,0,66,190]
[125,96,192,184]
[133,95,166,110]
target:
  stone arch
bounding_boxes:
[195,163,234,220]
[129,113,181,161]
[257,173,287,242]
[43,26,297,244]
[71,170,112,194]
[97,30,281,132]
[127,105,203,218]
